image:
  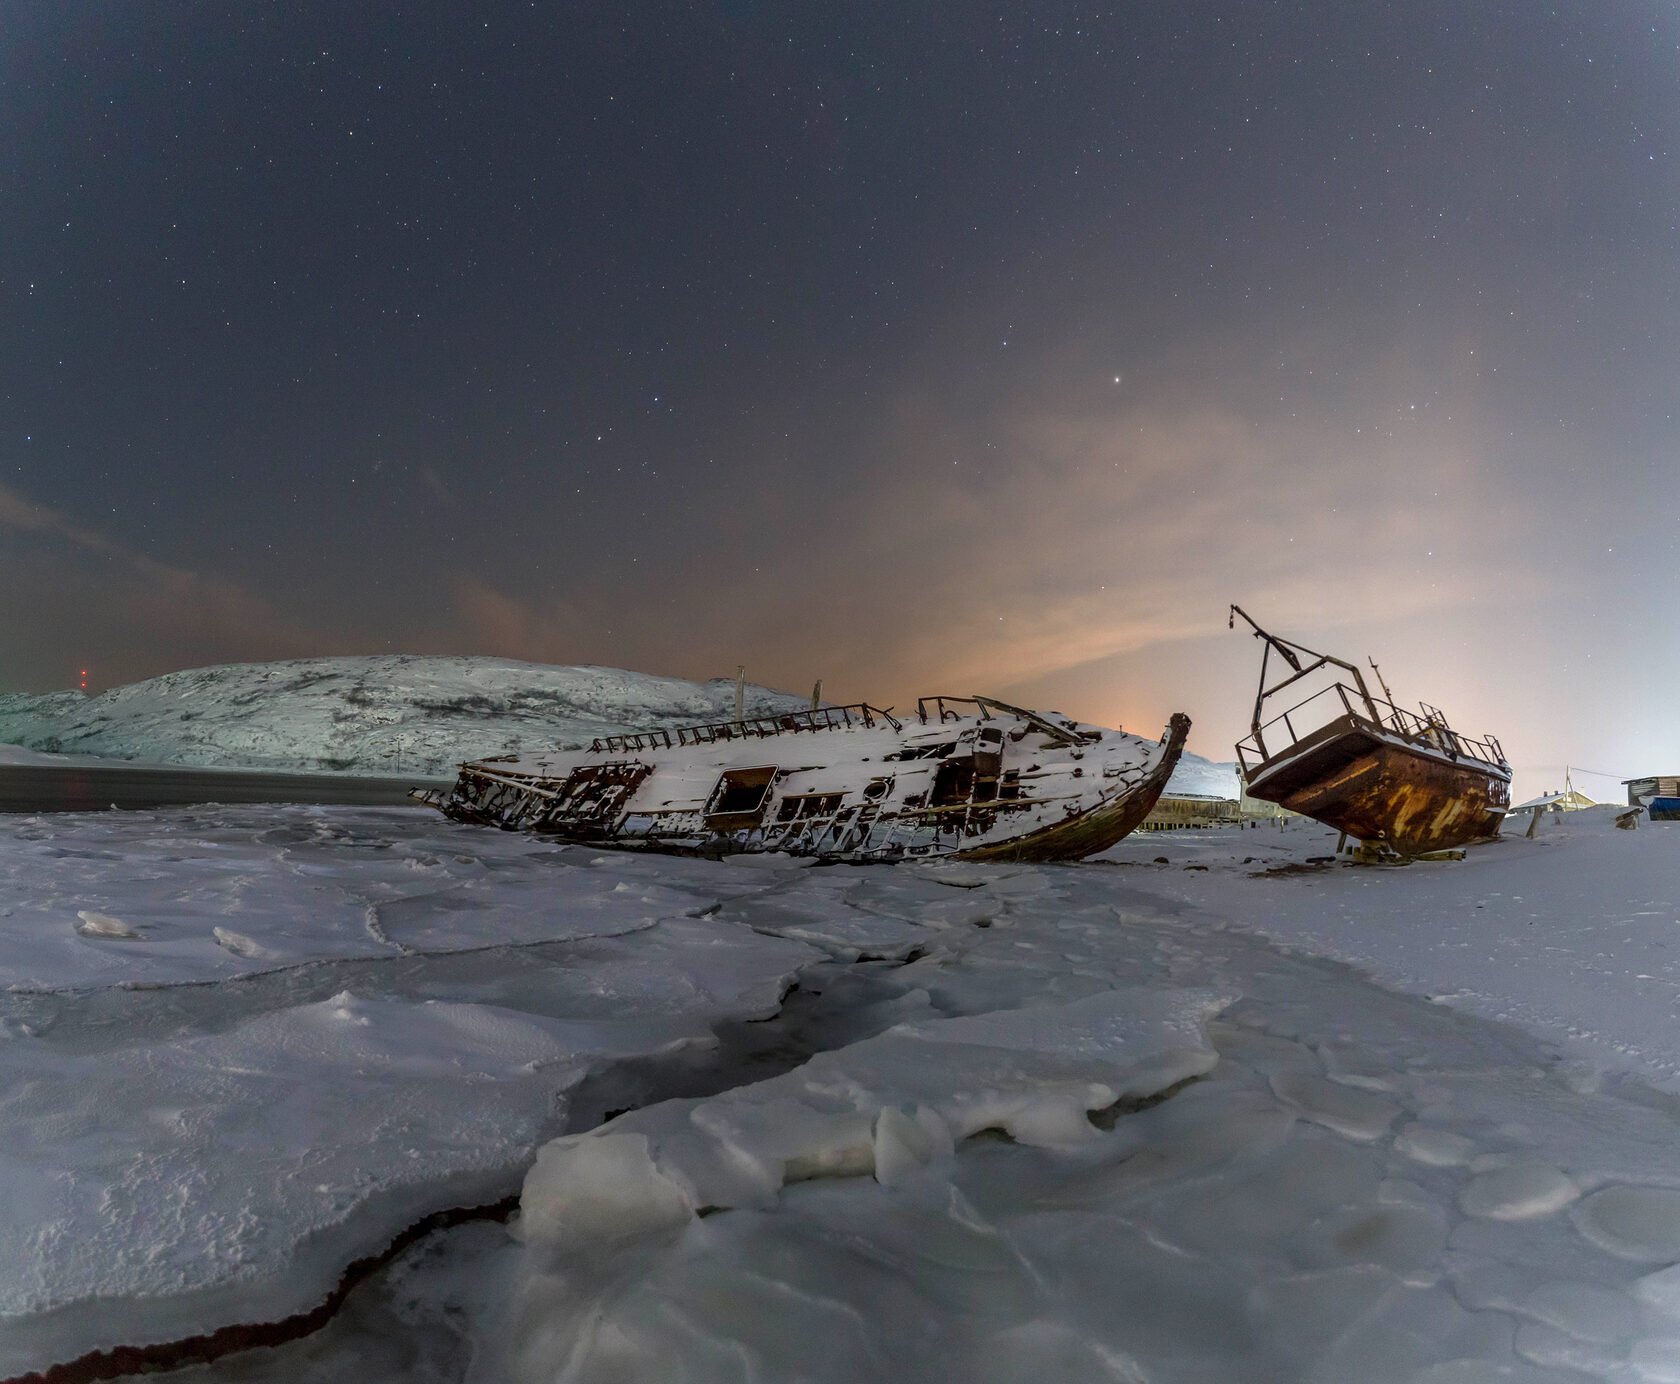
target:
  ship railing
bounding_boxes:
[1236,682,1507,777]
[918,696,990,723]
[915,695,1098,746]
[591,702,901,754]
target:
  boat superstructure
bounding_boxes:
[420,696,1190,863]
[1230,607,1510,856]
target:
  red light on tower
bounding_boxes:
[80,668,88,691]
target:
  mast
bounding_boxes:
[1368,658,1396,708]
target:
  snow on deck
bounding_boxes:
[8,803,1680,1380]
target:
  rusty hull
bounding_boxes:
[955,714,1191,863]
[1244,714,1509,856]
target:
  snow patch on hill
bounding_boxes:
[0,655,1238,792]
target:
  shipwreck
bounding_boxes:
[1230,607,1510,856]
[418,696,1190,864]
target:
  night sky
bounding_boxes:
[4,3,1677,796]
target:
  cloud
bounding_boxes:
[0,481,127,557]
[0,481,326,687]
[742,383,1542,712]
[423,357,1547,743]
[447,577,591,661]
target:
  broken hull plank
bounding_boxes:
[1244,715,1510,855]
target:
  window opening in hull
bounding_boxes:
[930,758,976,808]
[705,765,779,830]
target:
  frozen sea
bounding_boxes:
[5,802,1680,1382]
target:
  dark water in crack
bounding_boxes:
[109,956,926,1384]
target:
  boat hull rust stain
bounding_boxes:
[1244,720,1509,856]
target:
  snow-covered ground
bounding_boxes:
[6,801,1680,1381]
[0,806,830,1375]
[1106,808,1680,1091]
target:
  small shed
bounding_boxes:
[1624,775,1680,807]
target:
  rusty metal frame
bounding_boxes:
[1233,676,1508,779]
[1229,606,1505,774]
[972,696,1092,747]
[1229,605,1379,753]
[1229,608,1511,855]
[917,696,990,723]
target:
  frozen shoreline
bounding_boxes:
[4,803,1679,1382]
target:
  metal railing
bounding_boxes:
[917,696,989,723]
[913,695,1097,747]
[591,702,902,754]
[1236,682,1507,777]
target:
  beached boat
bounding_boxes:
[417,696,1190,863]
[1230,607,1510,855]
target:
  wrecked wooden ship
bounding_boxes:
[1230,607,1510,856]
[419,697,1190,863]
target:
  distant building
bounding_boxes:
[1237,769,1292,821]
[1624,775,1680,821]
[1623,775,1680,807]
[1509,786,1597,814]
[1141,793,1241,830]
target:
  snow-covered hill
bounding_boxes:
[0,657,813,776]
[1159,752,1240,799]
[0,655,1239,792]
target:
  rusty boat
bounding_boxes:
[418,696,1190,863]
[1230,607,1510,856]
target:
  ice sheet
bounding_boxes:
[455,823,1680,1384]
[0,806,732,990]
[16,800,1680,1383]
[0,806,837,1376]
